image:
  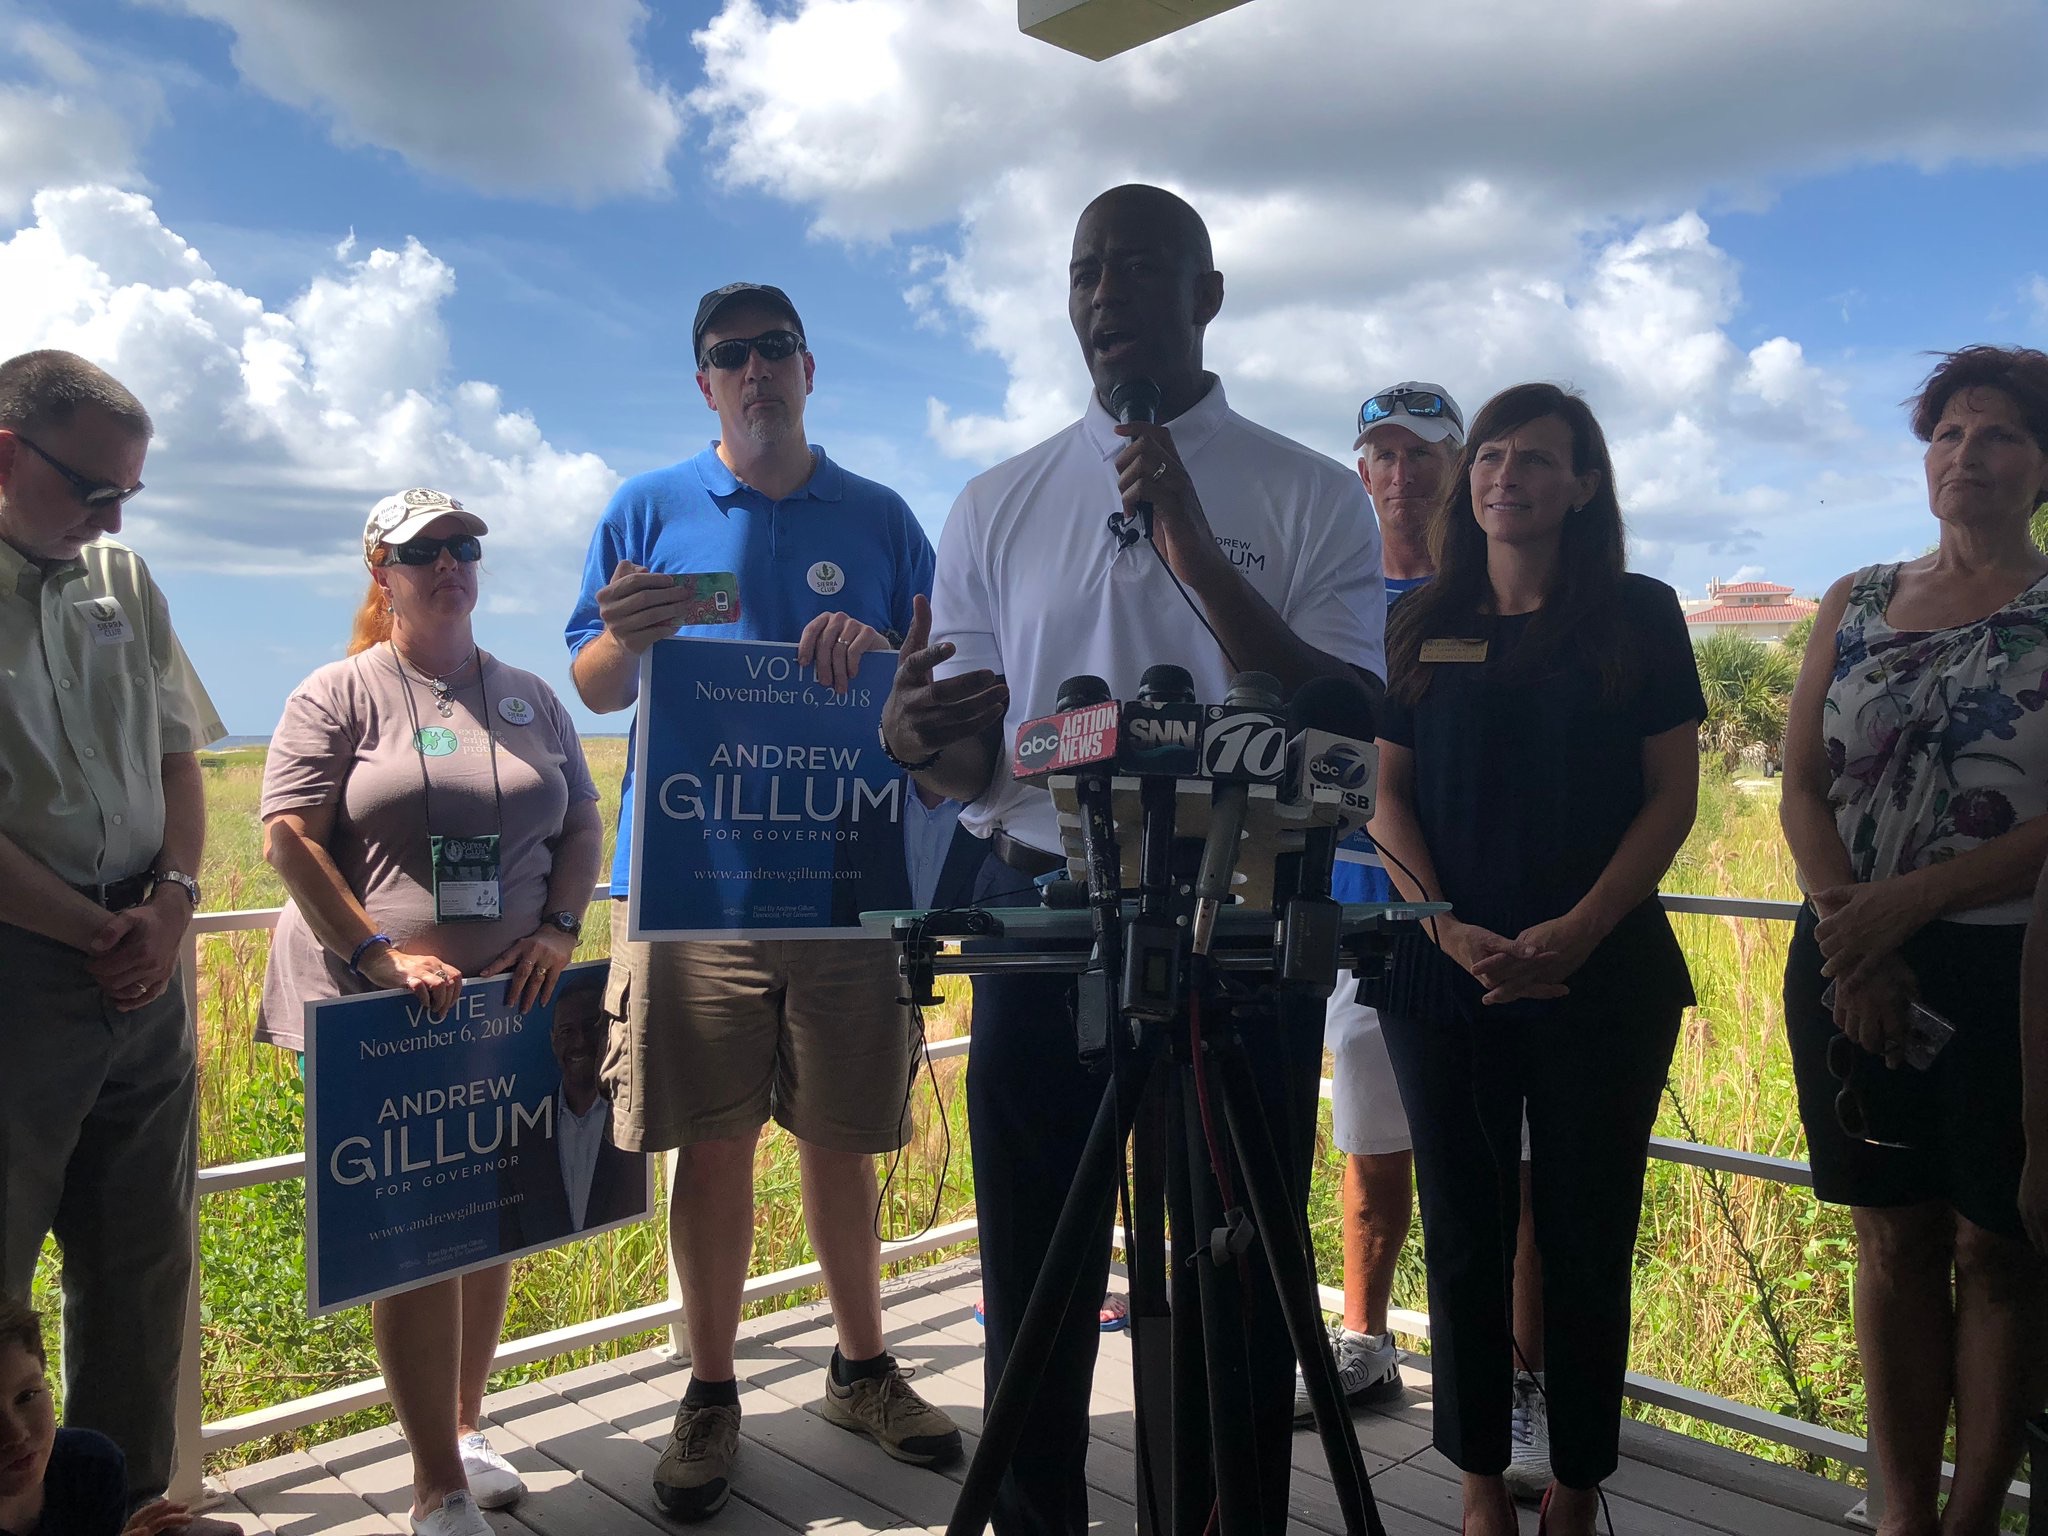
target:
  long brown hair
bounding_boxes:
[1387,382,1628,704]
[347,570,390,655]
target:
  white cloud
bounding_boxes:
[163,0,685,202]
[0,186,618,616]
[689,0,2047,572]
[0,23,152,218]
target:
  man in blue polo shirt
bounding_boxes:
[565,283,958,1524]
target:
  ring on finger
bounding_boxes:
[1150,462,1168,483]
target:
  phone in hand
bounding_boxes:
[1820,980,1956,1071]
[672,572,740,625]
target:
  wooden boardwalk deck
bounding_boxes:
[194,1257,1863,1535]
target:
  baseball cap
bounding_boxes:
[692,282,805,363]
[1354,382,1465,450]
[362,488,489,564]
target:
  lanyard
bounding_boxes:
[389,640,505,841]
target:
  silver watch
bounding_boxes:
[155,870,201,907]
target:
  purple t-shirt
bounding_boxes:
[255,645,598,1049]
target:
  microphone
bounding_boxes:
[1191,671,1285,955]
[1108,375,1162,548]
[1274,676,1378,995]
[1124,664,1194,1020]
[1012,675,1123,783]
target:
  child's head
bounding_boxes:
[0,1297,54,1500]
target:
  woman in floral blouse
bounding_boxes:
[1781,345,2048,1536]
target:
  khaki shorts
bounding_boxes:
[601,900,914,1155]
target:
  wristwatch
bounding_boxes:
[542,910,581,937]
[155,869,201,907]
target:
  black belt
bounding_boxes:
[72,873,155,911]
[992,831,1064,880]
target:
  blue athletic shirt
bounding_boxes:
[1332,573,1428,904]
[565,444,936,896]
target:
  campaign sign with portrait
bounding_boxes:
[304,961,651,1315]
[628,636,906,940]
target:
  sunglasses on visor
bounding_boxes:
[1358,389,1461,437]
[699,330,805,371]
[373,534,483,567]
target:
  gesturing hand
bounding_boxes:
[597,560,693,656]
[120,1499,192,1536]
[879,594,1009,767]
[1113,421,1222,587]
[481,925,577,1013]
[797,610,888,695]
[359,944,463,1019]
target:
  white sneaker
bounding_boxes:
[1504,1370,1553,1500]
[1292,1328,1403,1425]
[459,1431,525,1509]
[411,1490,493,1535]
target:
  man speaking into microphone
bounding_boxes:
[879,184,1386,1534]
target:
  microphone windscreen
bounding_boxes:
[1108,376,1162,425]
[1137,663,1195,703]
[1223,671,1284,711]
[1054,674,1112,711]
[1287,674,1378,741]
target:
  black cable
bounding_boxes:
[1146,537,1240,676]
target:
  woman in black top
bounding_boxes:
[1369,384,1704,1536]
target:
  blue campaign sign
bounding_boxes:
[629,637,909,939]
[304,961,652,1316]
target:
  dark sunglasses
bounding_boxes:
[15,434,144,508]
[1358,389,1461,437]
[1825,1032,1912,1149]
[373,534,483,567]
[700,329,805,371]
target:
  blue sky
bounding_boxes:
[4,0,2047,733]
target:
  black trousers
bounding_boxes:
[966,969,1325,1535]
[1379,949,1681,1488]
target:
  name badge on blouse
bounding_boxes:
[1420,638,1489,663]
[431,834,503,923]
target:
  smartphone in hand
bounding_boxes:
[1821,980,1956,1070]
[672,572,740,625]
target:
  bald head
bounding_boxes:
[1069,185,1224,420]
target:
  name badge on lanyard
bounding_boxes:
[431,834,503,923]
[1420,638,1489,663]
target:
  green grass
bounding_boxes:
[34,747,1882,1487]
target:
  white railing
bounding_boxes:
[162,890,2015,1526]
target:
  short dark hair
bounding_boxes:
[1079,184,1214,273]
[0,349,154,440]
[1908,345,2048,450]
[0,1295,47,1368]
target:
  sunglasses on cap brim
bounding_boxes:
[1358,389,1460,436]
[699,330,805,371]
[371,534,483,567]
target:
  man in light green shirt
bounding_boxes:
[0,350,226,1515]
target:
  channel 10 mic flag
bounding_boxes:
[629,637,909,939]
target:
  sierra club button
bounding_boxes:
[807,560,846,595]
[498,696,535,726]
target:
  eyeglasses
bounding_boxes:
[13,434,144,508]
[1358,389,1462,437]
[372,534,483,567]
[1825,1032,1912,1148]
[699,330,805,371]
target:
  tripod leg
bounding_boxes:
[1215,1047,1386,1536]
[947,1043,1152,1536]
[1175,1056,1265,1536]
[1165,1075,1212,1535]
[1127,1066,1174,1536]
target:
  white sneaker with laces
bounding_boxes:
[459,1431,525,1509]
[1291,1327,1403,1425]
[411,1490,493,1536]
[1504,1369,1553,1500]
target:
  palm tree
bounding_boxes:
[1779,613,1815,658]
[1694,631,1799,771]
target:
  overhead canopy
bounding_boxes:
[1020,0,1257,59]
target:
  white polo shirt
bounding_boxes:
[931,376,1385,853]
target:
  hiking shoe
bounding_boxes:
[1292,1328,1403,1425]
[459,1431,524,1509]
[819,1357,963,1467]
[410,1491,491,1536]
[1504,1370,1554,1501]
[652,1399,741,1522]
